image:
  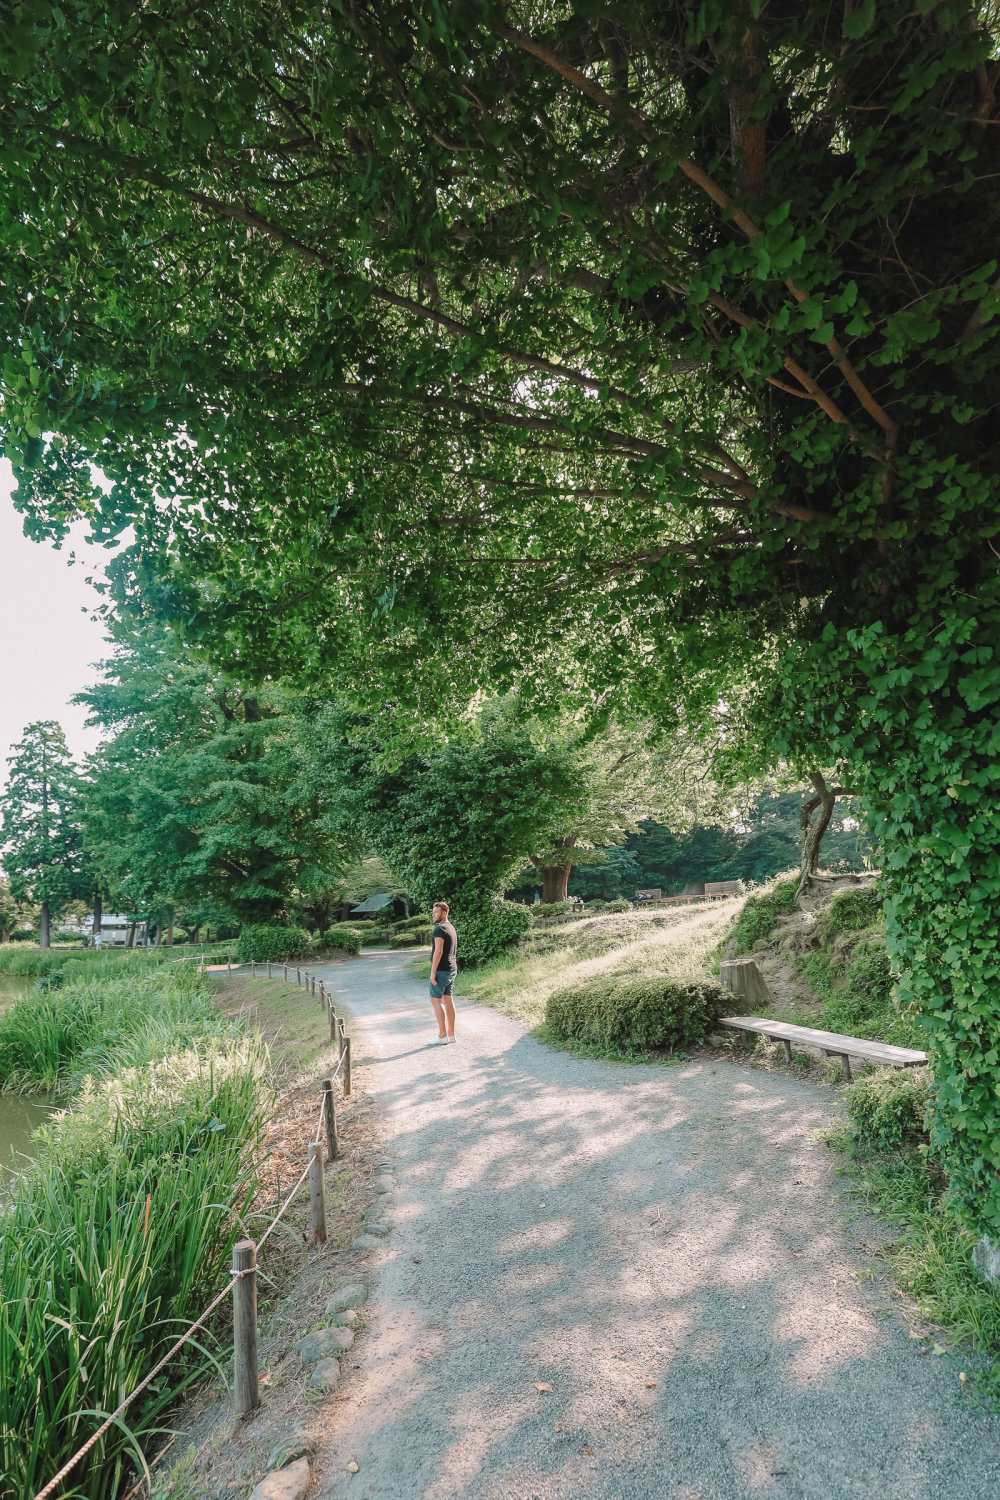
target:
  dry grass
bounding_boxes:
[460,897,744,1029]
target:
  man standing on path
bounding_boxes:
[429,901,459,1042]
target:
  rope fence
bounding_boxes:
[33,963,352,1500]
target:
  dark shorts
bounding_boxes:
[430,972,457,999]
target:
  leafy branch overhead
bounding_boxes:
[1,6,1000,1236]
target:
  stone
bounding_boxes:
[248,1457,310,1500]
[308,1356,341,1392]
[326,1281,366,1315]
[364,1220,391,1238]
[351,1232,384,1251]
[294,1326,354,1363]
[330,1308,359,1328]
[266,1432,313,1471]
[973,1234,1000,1285]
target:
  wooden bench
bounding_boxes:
[705,880,741,898]
[717,1015,927,1081]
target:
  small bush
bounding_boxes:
[9,928,35,942]
[459,901,532,967]
[603,898,633,913]
[236,924,311,963]
[52,929,87,946]
[389,931,419,948]
[320,928,362,955]
[546,975,725,1055]
[391,914,431,932]
[846,1067,932,1153]
[824,885,882,936]
[729,879,797,952]
[533,900,576,918]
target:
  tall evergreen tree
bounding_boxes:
[1,721,84,948]
[78,624,347,927]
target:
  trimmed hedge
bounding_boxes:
[846,1066,932,1153]
[459,900,532,967]
[533,900,576,918]
[389,924,434,948]
[320,928,362,955]
[236,924,311,962]
[546,975,725,1055]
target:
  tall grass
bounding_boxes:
[0,965,268,1499]
[0,942,236,979]
[0,967,225,1094]
[1,1045,266,1499]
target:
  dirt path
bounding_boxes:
[308,950,1000,1500]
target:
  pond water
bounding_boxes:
[0,978,52,1184]
[0,1094,53,1184]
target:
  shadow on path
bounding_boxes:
[304,952,1000,1500]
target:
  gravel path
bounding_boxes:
[310,951,1000,1500]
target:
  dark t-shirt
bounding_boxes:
[432,920,458,975]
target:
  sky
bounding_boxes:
[0,458,113,775]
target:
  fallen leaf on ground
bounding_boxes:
[581,1444,594,1456]
[534,1381,553,1392]
[959,1371,968,1386]
[644,1379,657,1389]
[346,1458,360,1473]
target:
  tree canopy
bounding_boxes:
[2,6,999,1233]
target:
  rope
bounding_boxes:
[256,1156,313,1254]
[33,1275,237,1500]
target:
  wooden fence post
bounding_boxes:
[267,961,272,979]
[323,1078,338,1161]
[232,1239,259,1418]
[251,960,256,977]
[343,1035,352,1097]
[283,963,288,981]
[308,1141,327,1244]
[329,1004,337,1044]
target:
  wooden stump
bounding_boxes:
[719,957,773,1009]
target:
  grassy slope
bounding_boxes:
[459,898,743,1031]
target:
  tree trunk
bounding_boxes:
[93,890,103,942]
[126,921,137,948]
[541,864,572,903]
[39,900,50,950]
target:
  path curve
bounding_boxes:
[310,951,1000,1500]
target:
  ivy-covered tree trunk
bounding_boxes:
[794,595,1000,1245]
[541,865,572,903]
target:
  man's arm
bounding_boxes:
[431,936,444,983]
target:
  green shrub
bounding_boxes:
[603,898,633,913]
[52,928,87,945]
[236,924,311,962]
[9,928,35,942]
[459,900,532,967]
[389,930,419,947]
[824,884,883,936]
[729,879,797,952]
[533,900,576,918]
[391,914,431,932]
[321,927,362,955]
[846,1066,932,1153]
[545,974,725,1055]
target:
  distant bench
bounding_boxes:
[717,1014,927,1081]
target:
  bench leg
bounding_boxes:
[782,1039,793,1064]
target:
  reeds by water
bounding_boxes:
[0,967,267,1499]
